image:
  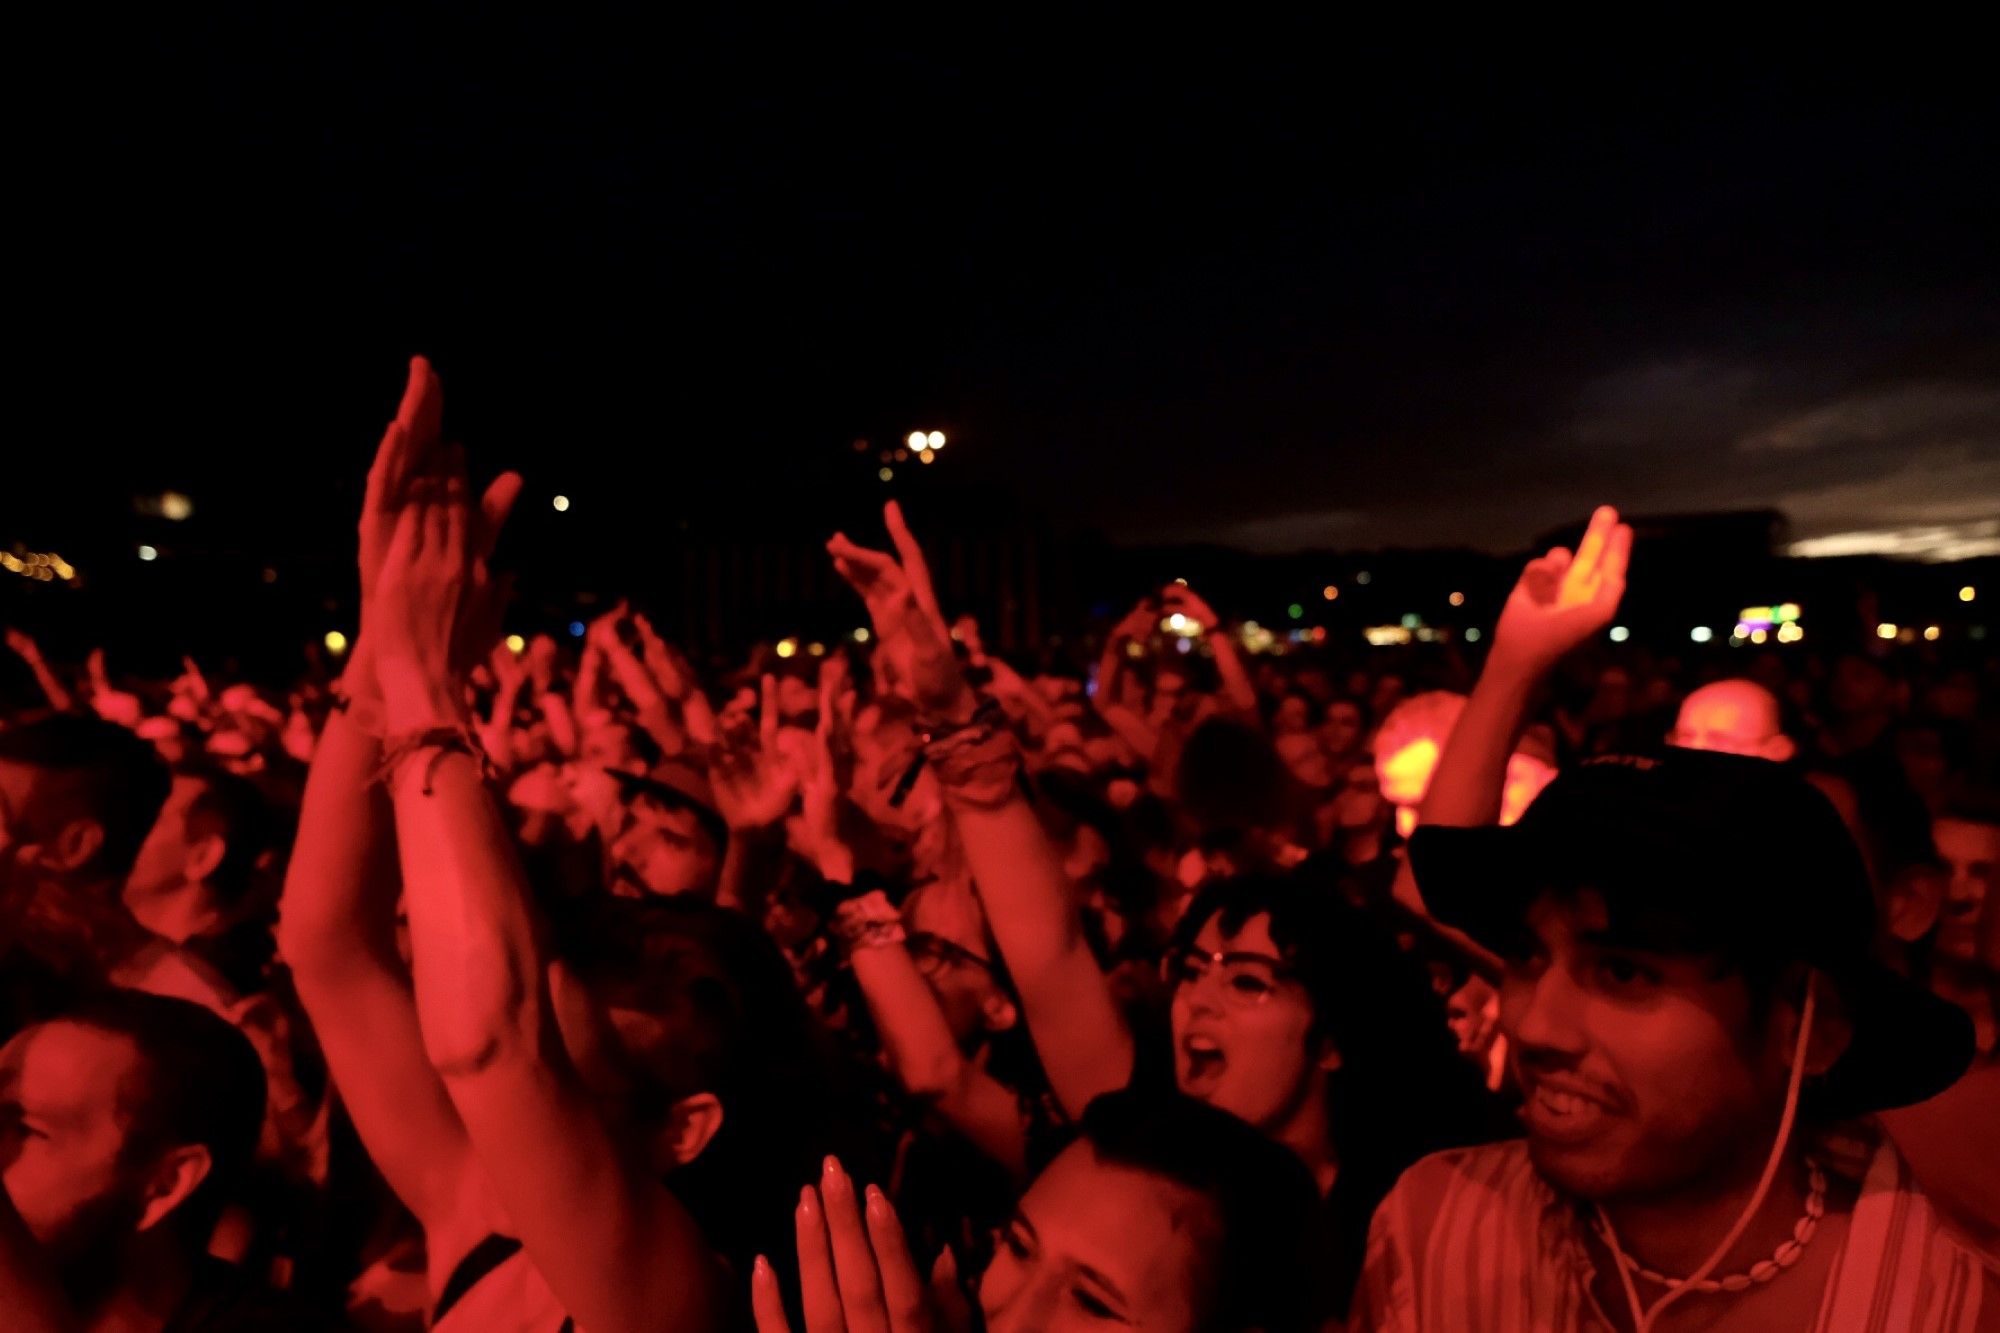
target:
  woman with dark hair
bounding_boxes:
[825,503,1506,1321]
[756,1088,1326,1333]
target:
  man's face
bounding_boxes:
[979,1143,1212,1333]
[1169,913,1324,1134]
[606,796,719,898]
[1320,701,1364,756]
[123,773,207,907]
[1932,818,1999,961]
[0,1023,149,1268]
[1497,890,1790,1201]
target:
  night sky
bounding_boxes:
[9,16,1998,564]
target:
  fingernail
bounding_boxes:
[865,1184,887,1220]
[823,1155,840,1179]
[753,1254,772,1282]
[799,1184,817,1213]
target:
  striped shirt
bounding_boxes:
[1353,1131,1996,1332]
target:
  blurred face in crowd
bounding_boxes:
[1168,912,1330,1137]
[980,1142,1215,1333]
[905,881,1015,1045]
[1320,699,1365,757]
[1275,732,1333,791]
[1830,656,1893,720]
[1669,680,1794,761]
[1332,761,1387,835]
[122,773,225,942]
[1496,889,1810,1202]
[605,793,720,898]
[1932,817,1999,961]
[0,1023,170,1276]
[1272,695,1311,736]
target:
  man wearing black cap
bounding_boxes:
[1354,509,1992,1331]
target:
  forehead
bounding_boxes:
[0,1023,137,1115]
[1934,819,2000,859]
[1192,909,1279,956]
[1020,1145,1206,1299]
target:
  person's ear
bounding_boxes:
[46,818,105,874]
[1761,734,1797,763]
[1783,970,1852,1080]
[182,832,228,887]
[135,1144,213,1233]
[660,1092,725,1168]
[979,989,1019,1034]
[1884,868,1945,944]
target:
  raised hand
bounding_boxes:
[752,1158,955,1333]
[1112,598,1160,642]
[368,462,473,732]
[1488,505,1633,674]
[828,502,972,723]
[2,627,39,663]
[359,357,447,604]
[710,675,802,832]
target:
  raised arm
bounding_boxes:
[275,359,485,1238]
[1162,583,1257,718]
[1392,506,1631,920]
[370,436,717,1333]
[3,629,75,714]
[830,503,1133,1119]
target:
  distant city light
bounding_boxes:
[1690,627,1714,644]
[1448,591,1465,607]
[160,491,194,521]
[1287,603,1305,621]
[323,631,349,655]
[1750,629,1768,645]
[878,467,894,482]
[1609,626,1630,643]
[1355,571,1372,585]
[852,627,871,643]
[1322,585,1338,601]
[504,634,526,654]
[1876,623,1898,640]
[553,495,570,512]
[1464,627,1482,643]
[137,545,158,561]
[776,638,798,659]
[1924,626,1940,642]
[920,451,936,464]
[1963,586,1978,603]
[907,431,927,450]
[927,431,945,449]
[262,568,278,584]
[1776,623,1804,644]
[569,621,586,638]
[808,642,826,657]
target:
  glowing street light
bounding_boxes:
[1924,626,1941,642]
[553,495,571,512]
[137,545,158,561]
[906,431,927,450]
[776,638,799,659]
[160,491,194,521]
[878,467,894,482]
[1448,591,1465,607]
[324,631,349,655]
[927,431,945,449]
[1322,585,1338,601]
[1690,627,1714,644]
[1962,586,1978,603]
[1876,623,1897,640]
[504,634,526,654]
[1609,626,1630,643]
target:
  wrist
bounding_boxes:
[376,659,468,733]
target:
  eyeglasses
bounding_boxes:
[906,931,996,977]
[1161,946,1295,1008]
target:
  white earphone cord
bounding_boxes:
[1594,976,1818,1333]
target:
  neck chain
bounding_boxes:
[1589,1157,1828,1296]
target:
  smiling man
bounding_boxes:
[1357,750,1990,1332]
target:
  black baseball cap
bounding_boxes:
[1409,748,1973,1116]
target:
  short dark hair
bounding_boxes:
[1175,718,1297,836]
[60,989,266,1245]
[178,766,281,912]
[1078,1088,1324,1332]
[0,714,170,882]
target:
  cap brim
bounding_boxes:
[1406,822,1546,953]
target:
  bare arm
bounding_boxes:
[371,446,716,1333]
[829,504,1134,1121]
[1392,507,1631,923]
[4,631,75,713]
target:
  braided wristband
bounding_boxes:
[375,727,483,796]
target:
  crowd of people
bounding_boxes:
[3,357,1996,1330]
